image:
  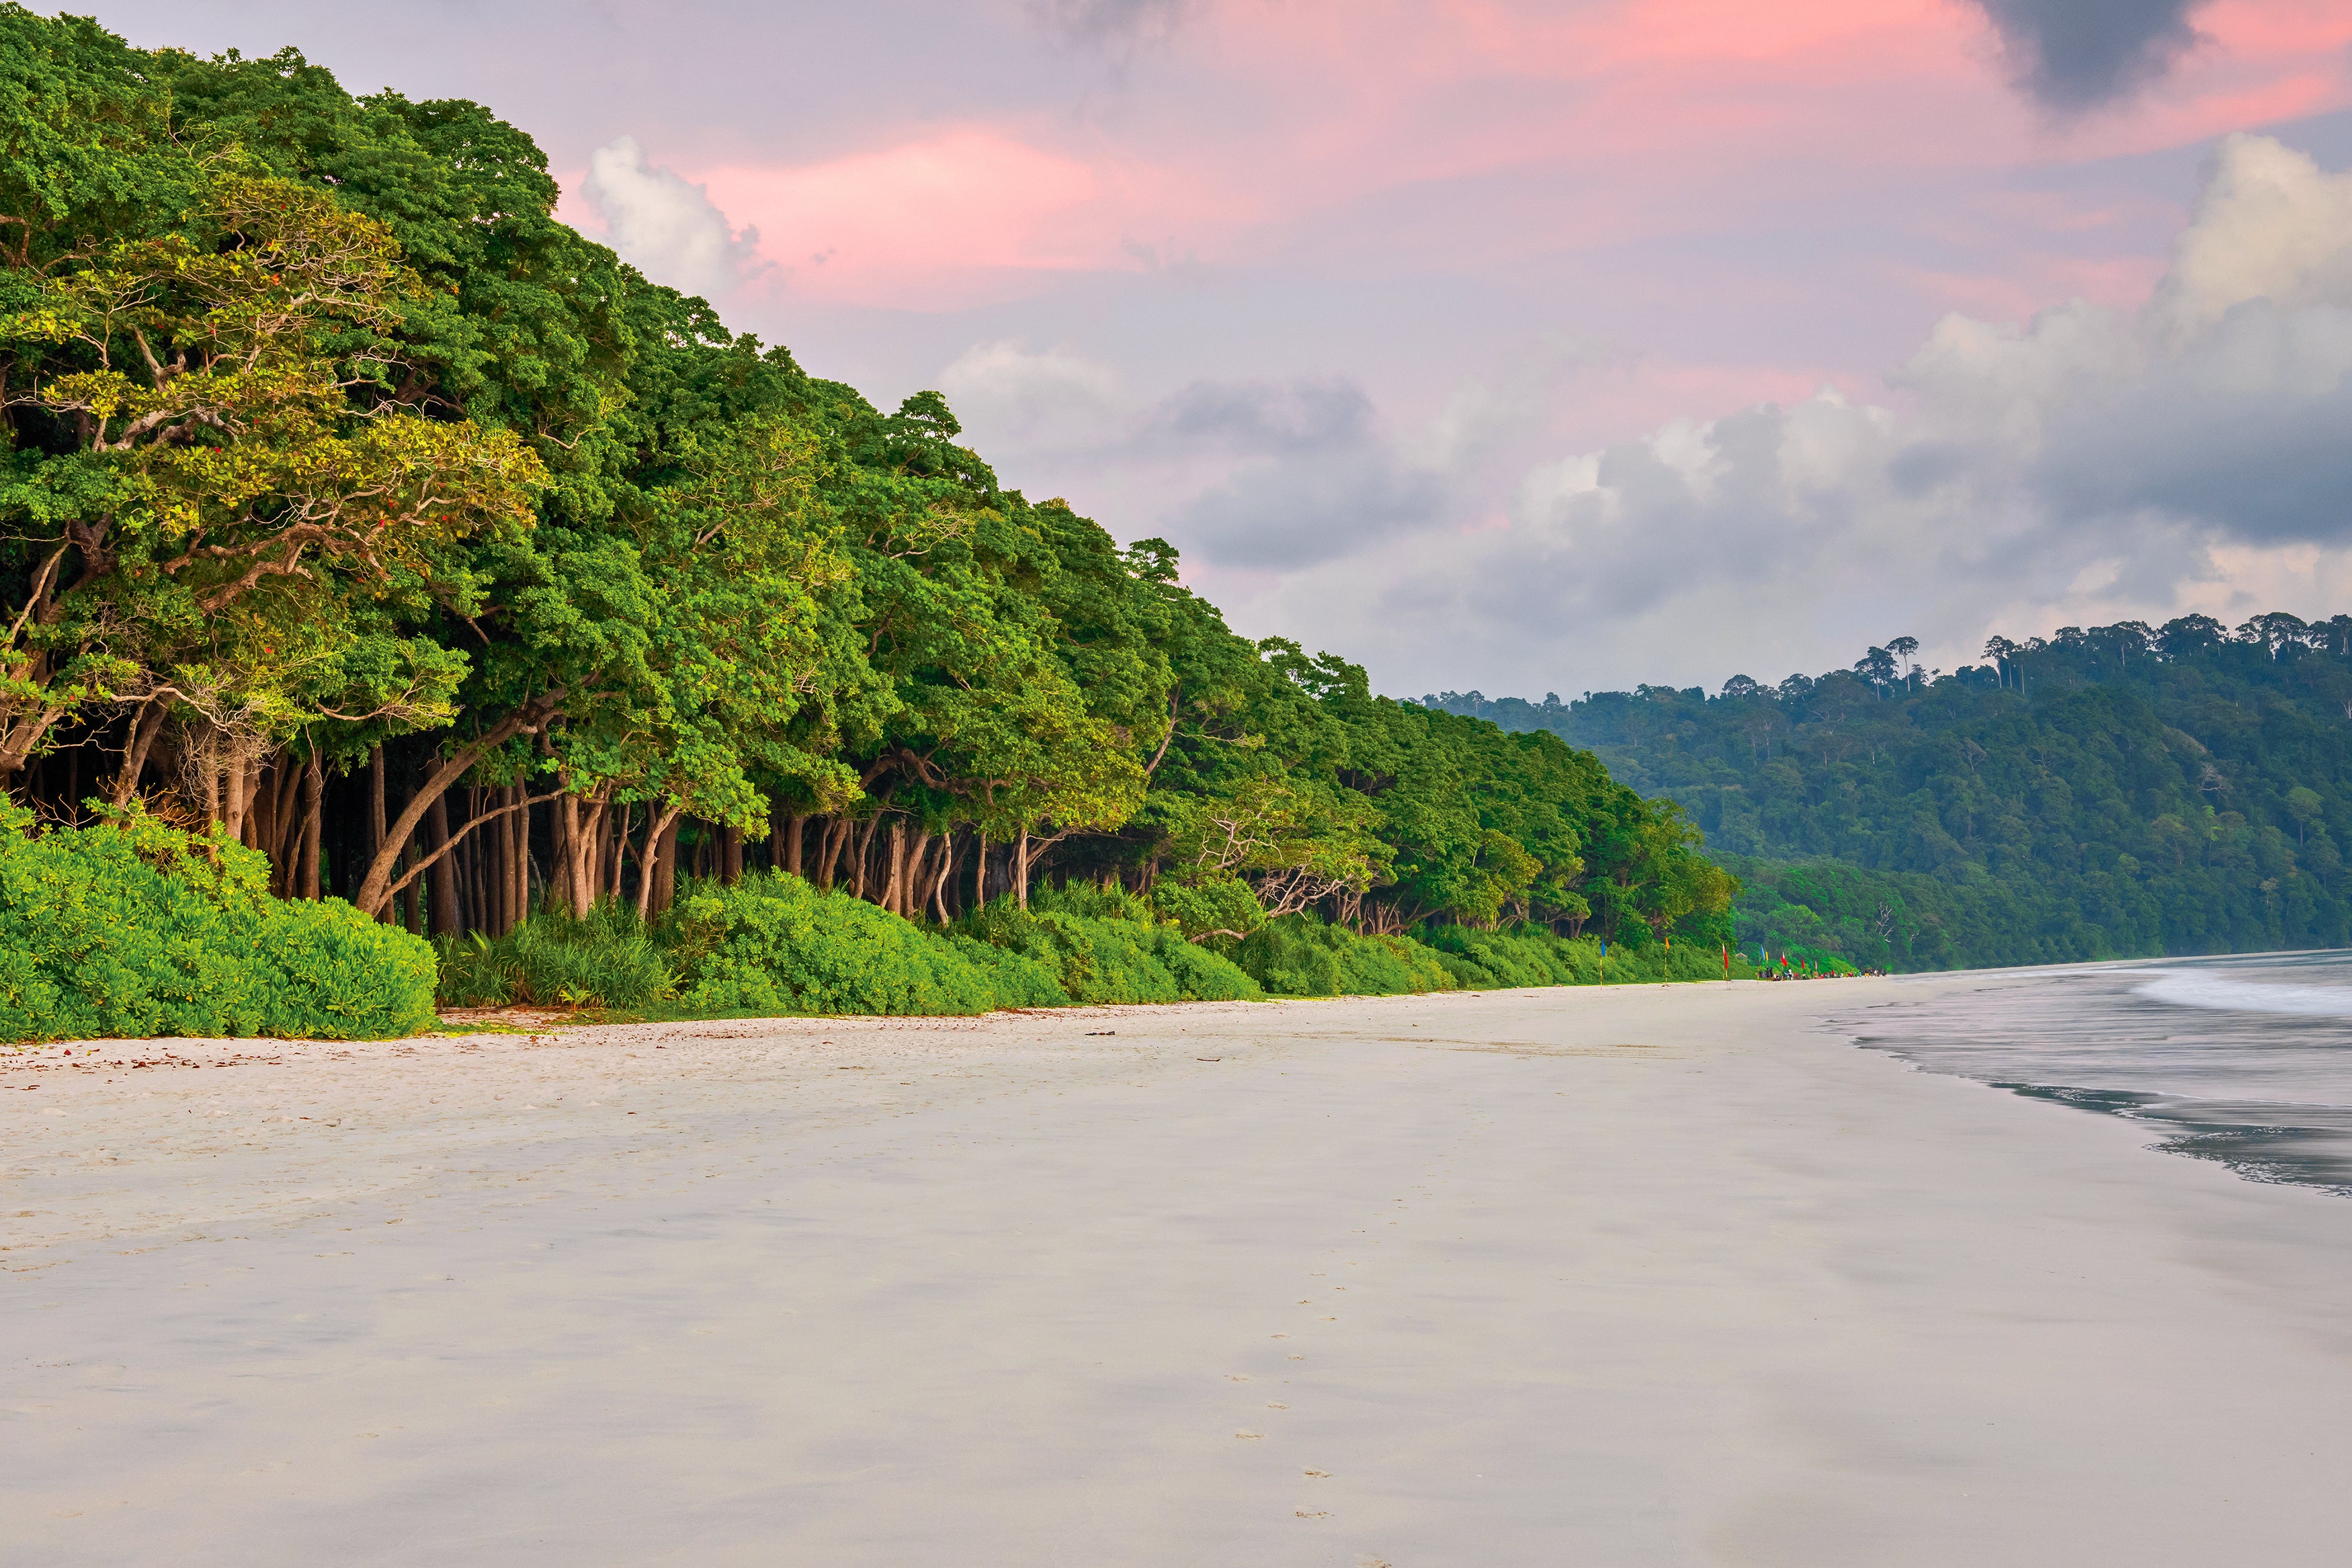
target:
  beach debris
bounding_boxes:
[1304,1469,1331,1477]
[1235,1430,1263,1440]
[1198,1057,1222,1062]
[1087,1030,1117,1036]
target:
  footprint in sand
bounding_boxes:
[1295,1508,1331,1518]
[1265,1401,1288,1409]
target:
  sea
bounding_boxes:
[1847,949,2352,1199]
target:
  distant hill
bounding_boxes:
[1428,614,2352,970]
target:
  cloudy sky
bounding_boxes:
[90,0,2352,697]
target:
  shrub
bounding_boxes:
[666,871,999,1016]
[1149,874,1264,940]
[1425,926,1588,988]
[944,934,1070,1008]
[433,900,675,1009]
[0,802,435,1041]
[962,890,1261,1003]
[1233,914,1455,997]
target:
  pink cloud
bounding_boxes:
[630,0,2352,312]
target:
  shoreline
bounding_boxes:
[11,975,2352,1565]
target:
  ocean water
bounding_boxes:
[1848,950,2352,1198]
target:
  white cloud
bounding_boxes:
[580,136,764,298]
[937,341,1121,443]
[1262,133,2352,695]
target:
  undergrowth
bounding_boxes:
[0,802,435,1043]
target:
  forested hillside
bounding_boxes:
[0,8,1734,981]
[1432,616,2352,969]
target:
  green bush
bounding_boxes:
[1425,926,1588,987]
[1234,914,1456,997]
[433,900,675,1009]
[0,802,435,1041]
[944,934,1071,1008]
[962,889,1261,1003]
[666,871,1001,1016]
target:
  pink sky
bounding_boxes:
[671,0,2352,318]
[85,0,2352,692]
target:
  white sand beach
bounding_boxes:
[9,977,2352,1566]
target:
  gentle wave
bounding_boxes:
[2132,969,2352,1018]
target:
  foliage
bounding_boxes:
[0,801,433,1040]
[1421,924,1756,988]
[665,871,999,1016]
[0,11,1744,1041]
[959,887,1262,1004]
[1433,613,2352,971]
[432,899,673,1009]
[1230,913,1456,998]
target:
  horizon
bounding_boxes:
[75,0,2352,697]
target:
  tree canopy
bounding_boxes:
[1433,614,2352,968]
[1,9,1732,956]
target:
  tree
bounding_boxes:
[2286,786,2324,846]
[1,165,543,794]
[1886,635,1921,689]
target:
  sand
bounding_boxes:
[7,976,2352,1567]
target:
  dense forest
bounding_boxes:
[1431,615,2352,970]
[0,7,1740,1023]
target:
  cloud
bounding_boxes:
[1968,0,2208,112]
[581,136,764,298]
[1137,378,1374,455]
[1172,446,1447,570]
[1032,0,1188,50]
[1283,134,2352,691]
[938,342,1122,443]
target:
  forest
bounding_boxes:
[0,11,1749,1037]
[1431,614,2352,970]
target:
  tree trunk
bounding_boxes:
[881,821,907,916]
[299,750,323,900]
[1015,827,1030,909]
[426,789,457,935]
[489,787,513,933]
[607,802,632,908]
[194,730,220,826]
[931,833,958,923]
[783,812,806,877]
[222,751,250,844]
[399,842,420,932]
[574,793,608,911]
[546,789,575,918]
[366,746,388,919]
[112,701,169,805]
[851,814,882,901]
[817,816,847,887]
[350,693,561,918]
[510,787,531,927]
[721,824,743,885]
[646,812,681,916]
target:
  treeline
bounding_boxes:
[1431,614,2352,970]
[0,11,1734,967]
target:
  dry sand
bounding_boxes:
[7,976,2352,1566]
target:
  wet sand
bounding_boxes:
[8,977,2352,1566]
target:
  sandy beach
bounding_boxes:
[9,976,2352,1566]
